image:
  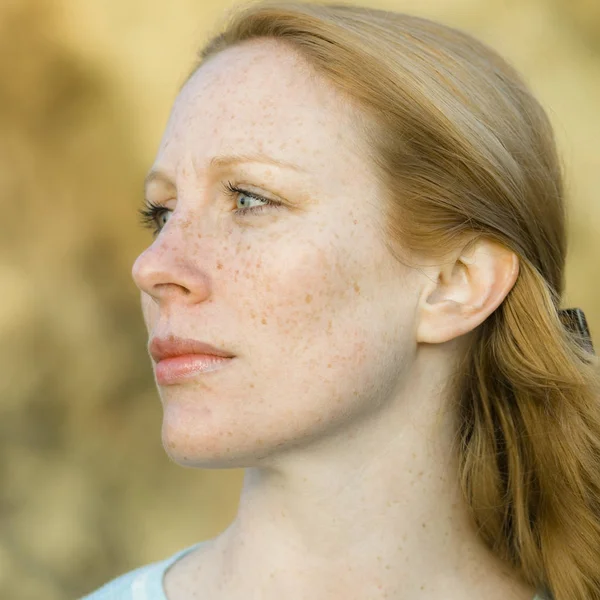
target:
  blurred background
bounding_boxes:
[1,0,598,598]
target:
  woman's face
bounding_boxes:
[132,40,424,467]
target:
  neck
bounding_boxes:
[203,370,533,600]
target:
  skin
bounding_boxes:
[131,39,534,600]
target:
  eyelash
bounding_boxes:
[137,180,282,235]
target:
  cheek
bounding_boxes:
[226,221,418,380]
[231,233,361,351]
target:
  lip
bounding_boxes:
[149,336,236,385]
[149,336,235,363]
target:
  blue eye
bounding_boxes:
[137,182,283,236]
[222,181,282,216]
[236,190,265,210]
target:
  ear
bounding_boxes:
[416,237,519,344]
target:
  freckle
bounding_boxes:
[216,261,223,270]
[353,282,360,293]
[250,383,254,388]
[353,219,358,225]
[305,294,312,303]
[261,317,267,324]
[327,363,332,368]
[422,522,426,528]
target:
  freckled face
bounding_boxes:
[131,40,422,467]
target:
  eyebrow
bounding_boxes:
[144,152,306,195]
[143,170,176,197]
[208,152,306,173]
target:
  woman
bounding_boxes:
[83,2,600,599]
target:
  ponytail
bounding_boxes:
[454,259,600,599]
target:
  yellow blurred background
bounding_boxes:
[1,0,598,598]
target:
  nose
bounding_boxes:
[131,229,211,307]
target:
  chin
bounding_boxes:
[161,425,312,471]
[160,418,270,469]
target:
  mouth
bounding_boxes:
[149,336,236,385]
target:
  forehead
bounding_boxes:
[155,40,372,187]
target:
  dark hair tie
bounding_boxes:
[558,308,595,354]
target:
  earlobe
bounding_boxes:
[416,239,519,345]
